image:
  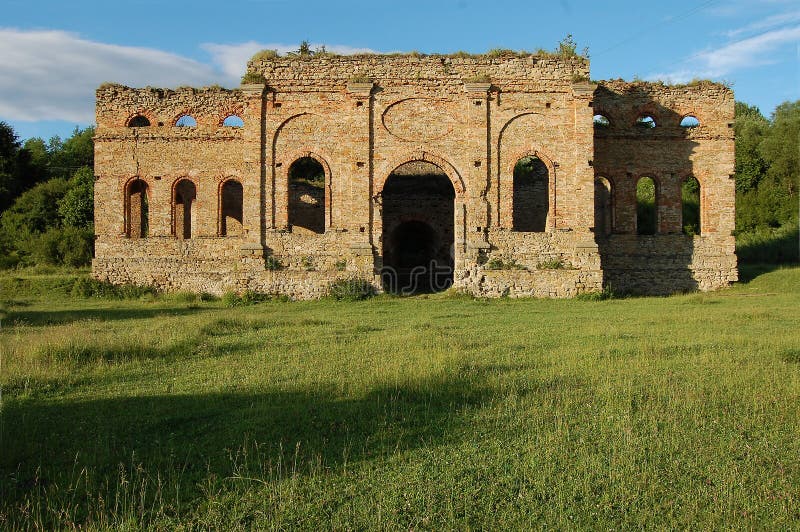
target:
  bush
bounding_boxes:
[328,277,376,301]
[221,290,273,307]
[71,277,158,299]
[484,257,526,271]
[241,71,266,85]
[575,286,615,301]
[736,224,799,263]
[28,226,94,267]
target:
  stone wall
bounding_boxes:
[93,54,736,299]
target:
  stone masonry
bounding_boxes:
[93,53,737,298]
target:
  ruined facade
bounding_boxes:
[93,54,737,298]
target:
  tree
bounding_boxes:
[734,102,769,193]
[58,167,94,228]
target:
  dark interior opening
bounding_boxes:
[381,161,455,294]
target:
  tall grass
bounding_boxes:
[1,268,799,528]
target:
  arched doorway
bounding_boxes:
[381,161,455,294]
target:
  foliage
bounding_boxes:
[58,167,94,227]
[484,257,526,270]
[574,286,615,300]
[734,100,798,262]
[348,73,372,84]
[289,156,325,187]
[71,277,158,299]
[221,290,275,307]
[636,178,656,235]
[681,177,700,235]
[241,71,266,85]
[265,256,284,271]
[536,258,565,270]
[29,226,94,267]
[327,277,376,301]
[463,74,491,83]
[736,225,799,264]
[250,49,279,62]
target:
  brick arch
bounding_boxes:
[277,149,334,231]
[634,174,660,235]
[124,110,157,127]
[592,108,617,128]
[374,151,467,270]
[170,176,199,238]
[632,105,660,127]
[677,172,705,235]
[375,150,466,197]
[123,176,151,238]
[171,110,199,127]
[217,105,245,127]
[495,113,560,229]
[217,176,244,237]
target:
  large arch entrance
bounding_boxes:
[381,161,455,294]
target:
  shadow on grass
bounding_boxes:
[7,306,213,326]
[0,366,578,526]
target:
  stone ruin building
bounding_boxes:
[92,52,737,298]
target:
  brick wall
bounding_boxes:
[93,55,736,298]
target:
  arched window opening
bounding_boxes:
[682,176,701,235]
[593,114,611,128]
[636,115,656,129]
[288,157,325,234]
[220,179,243,236]
[512,156,549,232]
[173,179,197,239]
[680,115,700,128]
[126,180,149,238]
[175,115,197,127]
[222,115,244,128]
[636,177,657,235]
[594,177,613,237]
[128,115,150,127]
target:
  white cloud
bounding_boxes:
[0,29,377,123]
[0,28,224,122]
[725,10,800,37]
[648,24,800,83]
[202,41,377,80]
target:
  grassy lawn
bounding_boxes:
[1,266,799,529]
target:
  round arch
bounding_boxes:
[125,110,157,127]
[375,150,466,197]
[123,176,151,238]
[275,149,333,231]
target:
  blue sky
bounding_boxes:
[1,0,798,141]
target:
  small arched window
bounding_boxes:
[222,115,244,128]
[128,115,150,127]
[682,176,701,235]
[636,177,657,235]
[126,180,149,238]
[593,114,611,128]
[220,179,244,236]
[512,156,549,232]
[680,115,700,128]
[636,115,656,129]
[173,179,197,239]
[175,115,197,127]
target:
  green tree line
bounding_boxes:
[0,99,797,269]
[734,100,799,262]
[0,123,94,267]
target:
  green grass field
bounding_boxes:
[1,266,799,529]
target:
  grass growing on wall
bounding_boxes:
[1,266,799,528]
